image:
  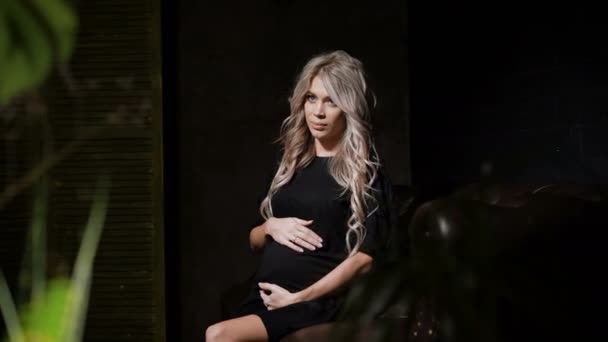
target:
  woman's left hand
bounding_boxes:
[258,282,301,310]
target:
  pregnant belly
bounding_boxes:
[255,241,344,292]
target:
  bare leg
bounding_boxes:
[205,314,269,342]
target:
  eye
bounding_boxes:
[327,98,337,107]
[306,94,317,102]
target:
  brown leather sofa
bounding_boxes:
[407,182,608,341]
[221,182,608,341]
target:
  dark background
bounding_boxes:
[409,0,608,194]
[163,0,608,341]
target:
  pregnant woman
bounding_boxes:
[206,50,393,342]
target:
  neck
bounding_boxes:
[314,138,340,157]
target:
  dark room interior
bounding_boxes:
[0,0,606,341]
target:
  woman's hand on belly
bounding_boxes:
[265,217,323,252]
[258,282,307,310]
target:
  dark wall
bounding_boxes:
[171,1,409,340]
[410,1,608,191]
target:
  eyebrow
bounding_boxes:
[306,91,332,100]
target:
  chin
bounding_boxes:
[309,131,326,140]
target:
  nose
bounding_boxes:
[313,102,325,117]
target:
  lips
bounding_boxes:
[311,123,327,130]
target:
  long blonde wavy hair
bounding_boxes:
[260,50,380,257]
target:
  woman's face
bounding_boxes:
[304,75,346,147]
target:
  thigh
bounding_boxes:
[209,314,269,342]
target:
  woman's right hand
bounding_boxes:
[265,217,323,252]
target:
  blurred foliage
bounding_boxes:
[0,0,77,105]
[0,1,111,341]
[13,278,70,341]
[0,176,109,342]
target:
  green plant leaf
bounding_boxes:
[2,175,109,342]
[63,174,110,342]
[0,0,76,105]
[0,9,9,62]
[19,278,71,341]
[31,0,78,62]
[0,0,52,105]
[0,270,25,342]
[30,179,49,304]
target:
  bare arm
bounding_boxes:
[249,223,267,253]
[295,252,373,301]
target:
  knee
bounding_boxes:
[205,322,226,342]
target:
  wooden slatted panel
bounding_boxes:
[45,0,164,341]
[0,135,32,289]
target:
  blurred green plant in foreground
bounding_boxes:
[0,0,77,105]
[0,177,109,342]
[0,1,111,341]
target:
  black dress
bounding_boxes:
[235,155,393,341]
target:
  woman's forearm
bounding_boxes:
[296,252,373,302]
[249,222,268,252]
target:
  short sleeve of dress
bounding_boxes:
[248,148,283,232]
[357,167,395,261]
